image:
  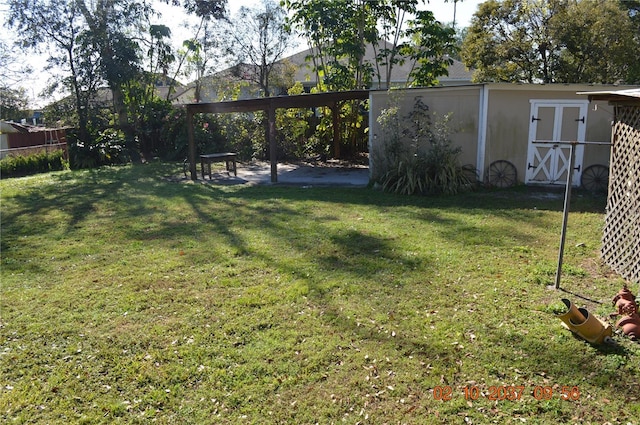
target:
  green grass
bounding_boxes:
[1,162,638,424]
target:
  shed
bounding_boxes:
[368,83,640,189]
[0,121,68,159]
[579,89,640,286]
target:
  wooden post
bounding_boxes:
[186,108,197,181]
[268,104,277,183]
[332,101,340,159]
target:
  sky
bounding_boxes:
[0,0,484,108]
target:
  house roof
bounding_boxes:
[181,41,473,104]
[287,42,472,87]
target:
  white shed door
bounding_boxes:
[525,100,588,186]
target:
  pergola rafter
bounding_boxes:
[185,90,370,182]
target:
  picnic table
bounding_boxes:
[200,152,237,179]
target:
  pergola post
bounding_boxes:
[332,101,340,159]
[268,103,278,183]
[186,109,197,181]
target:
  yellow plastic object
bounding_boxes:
[556,298,586,327]
[556,299,612,345]
[569,308,613,344]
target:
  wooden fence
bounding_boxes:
[0,142,68,160]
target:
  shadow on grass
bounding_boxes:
[1,163,630,422]
[482,322,639,400]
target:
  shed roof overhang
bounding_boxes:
[578,88,640,105]
[185,90,371,181]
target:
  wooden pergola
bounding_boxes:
[185,90,370,182]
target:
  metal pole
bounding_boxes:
[555,142,577,289]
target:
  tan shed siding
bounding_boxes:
[369,84,633,184]
[483,86,617,184]
[369,86,481,179]
[483,90,531,179]
[426,87,481,166]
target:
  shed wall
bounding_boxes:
[482,86,614,183]
[369,86,481,180]
[368,84,629,185]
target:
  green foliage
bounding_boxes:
[227,0,294,98]
[161,109,230,161]
[284,0,455,90]
[69,128,129,169]
[376,95,471,195]
[462,0,640,84]
[221,113,266,160]
[0,150,68,178]
[552,0,638,84]
[0,87,29,121]
[276,83,315,159]
[121,78,174,159]
[404,10,458,87]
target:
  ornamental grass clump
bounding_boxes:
[376,95,472,195]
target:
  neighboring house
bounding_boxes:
[288,42,472,91]
[175,42,473,104]
[49,74,187,111]
[368,83,640,187]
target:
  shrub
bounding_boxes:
[0,149,69,178]
[69,128,130,169]
[376,95,472,195]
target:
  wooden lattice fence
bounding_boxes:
[602,104,640,285]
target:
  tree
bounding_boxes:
[461,0,555,83]
[226,0,295,98]
[7,0,99,142]
[0,40,32,92]
[0,40,32,121]
[404,10,457,87]
[372,0,421,90]
[552,0,638,84]
[461,0,639,84]
[6,0,229,161]
[283,0,458,90]
[181,23,227,102]
[0,87,30,121]
[283,0,376,91]
[167,0,229,102]
[282,0,458,158]
[619,0,640,83]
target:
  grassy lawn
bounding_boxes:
[1,162,638,424]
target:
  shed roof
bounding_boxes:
[578,88,640,104]
[0,121,29,134]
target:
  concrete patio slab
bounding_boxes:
[196,161,370,187]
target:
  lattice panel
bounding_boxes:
[602,104,640,285]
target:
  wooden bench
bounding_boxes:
[200,152,238,179]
